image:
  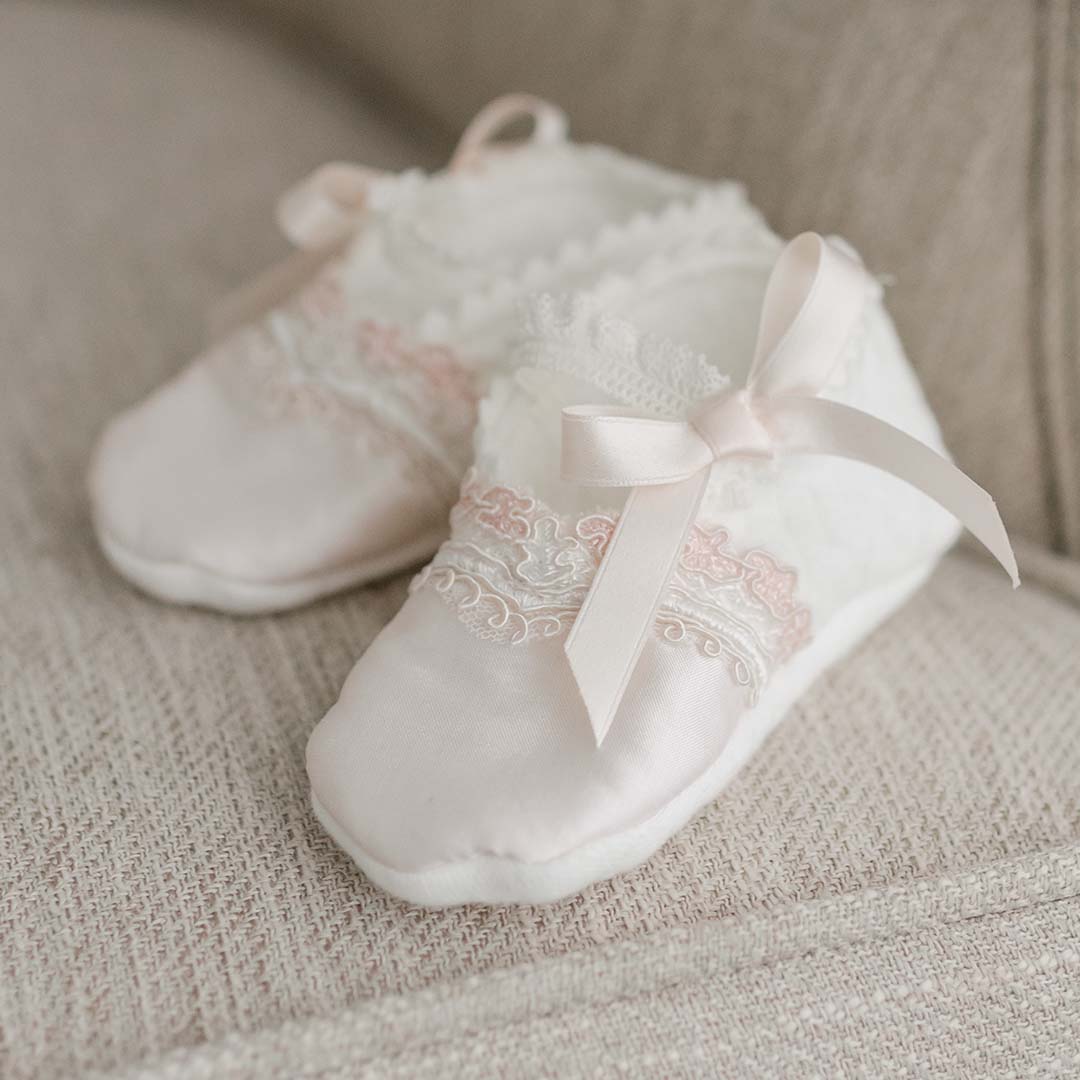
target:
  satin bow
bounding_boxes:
[561,233,1020,747]
[210,94,568,338]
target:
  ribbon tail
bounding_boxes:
[770,397,1020,587]
[565,471,709,746]
[206,239,349,343]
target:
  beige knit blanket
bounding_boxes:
[3,3,1079,1076]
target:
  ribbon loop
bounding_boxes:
[561,232,1019,747]
[209,94,567,340]
[210,162,382,338]
[748,233,869,397]
[561,406,713,487]
[275,162,382,251]
[449,93,569,171]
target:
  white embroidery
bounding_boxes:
[518,293,731,417]
[214,269,478,496]
[412,469,812,702]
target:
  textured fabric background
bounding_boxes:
[108,848,1080,1078]
[246,0,1080,558]
[3,3,1080,1078]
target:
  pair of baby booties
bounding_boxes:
[89,95,1017,906]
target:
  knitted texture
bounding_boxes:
[3,4,1080,1079]
[106,847,1080,1078]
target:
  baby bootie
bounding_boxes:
[306,230,1017,906]
[88,94,761,613]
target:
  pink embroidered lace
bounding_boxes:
[214,269,479,495]
[411,469,812,702]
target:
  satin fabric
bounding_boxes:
[89,329,440,585]
[310,589,746,870]
[90,133,753,610]
[307,235,964,881]
[561,236,1018,743]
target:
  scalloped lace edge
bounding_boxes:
[412,468,813,704]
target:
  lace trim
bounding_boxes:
[221,269,478,491]
[411,469,812,702]
[414,187,759,344]
[512,234,877,421]
[516,293,731,418]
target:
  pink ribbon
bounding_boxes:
[209,94,568,339]
[561,233,1020,747]
[275,161,384,252]
[448,93,568,171]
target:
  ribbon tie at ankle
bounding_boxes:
[561,233,1020,747]
[273,94,569,253]
[210,94,569,338]
[275,162,383,251]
